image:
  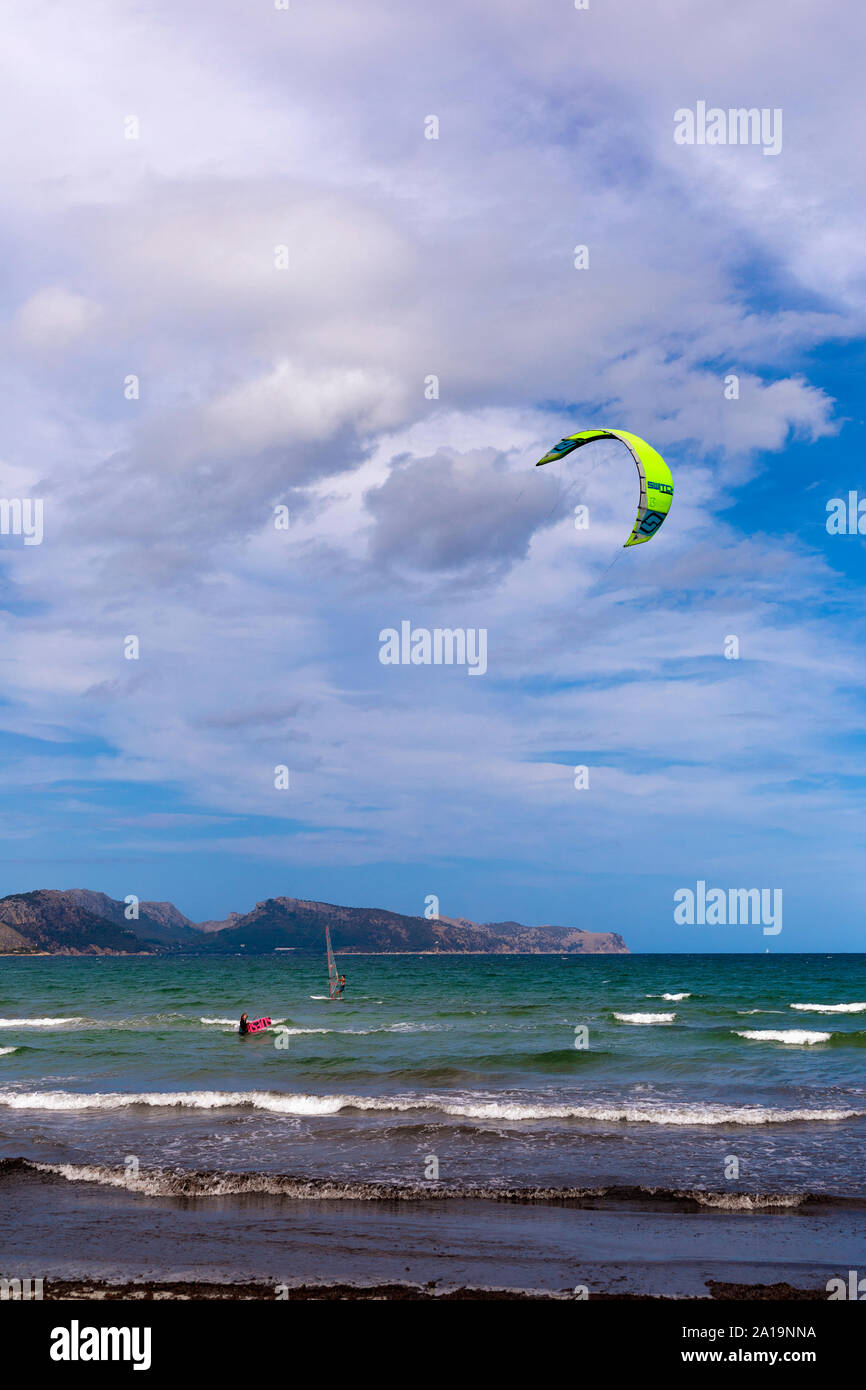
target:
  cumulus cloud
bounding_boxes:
[15,288,101,351]
[364,446,561,581]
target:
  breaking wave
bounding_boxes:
[734,1029,831,1045]
[0,1088,858,1126]
[614,1013,675,1025]
[3,1158,857,1211]
[0,1017,83,1028]
[790,1003,866,1014]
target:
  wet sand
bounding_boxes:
[0,1163,850,1301]
[34,1277,828,1300]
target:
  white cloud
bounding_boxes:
[15,288,101,351]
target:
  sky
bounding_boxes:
[0,0,865,950]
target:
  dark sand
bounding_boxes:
[36,1278,828,1300]
[3,1164,849,1301]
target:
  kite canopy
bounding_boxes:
[535,428,673,547]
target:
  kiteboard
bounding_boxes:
[245,1016,271,1033]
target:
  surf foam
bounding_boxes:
[614,1012,675,1024]
[790,1003,866,1014]
[0,1088,858,1126]
[735,1029,830,1045]
[0,1017,82,1027]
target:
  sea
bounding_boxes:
[2,952,865,1295]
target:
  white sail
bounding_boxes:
[326,925,339,998]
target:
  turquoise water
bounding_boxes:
[1,953,865,1197]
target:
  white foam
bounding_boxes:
[0,1088,856,1126]
[735,1029,831,1045]
[790,1003,866,1014]
[273,1026,332,1035]
[383,1021,438,1033]
[0,1017,82,1027]
[0,1046,18,1056]
[33,1161,152,1191]
[647,993,691,1001]
[273,1020,437,1037]
[436,1098,856,1124]
[0,1088,351,1116]
[614,1012,675,1024]
[688,1191,805,1211]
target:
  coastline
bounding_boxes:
[32,1277,828,1301]
[0,949,628,957]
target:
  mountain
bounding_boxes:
[0,920,32,952]
[196,896,628,955]
[483,921,628,953]
[198,897,456,953]
[0,888,629,955]
[196,911,245,934]
[0,890,161,955]
[64,890,200,946]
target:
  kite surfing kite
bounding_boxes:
[535,428,673,547]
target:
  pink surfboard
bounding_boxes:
[246,1016,271,1033]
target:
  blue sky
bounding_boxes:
[0,0,865,950]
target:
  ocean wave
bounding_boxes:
[0,1088,858,1126]
[647,993,691,1001]
[682,1190,807,1212]
[0,1047,17,1056]
[273,1026,333,1036]
[6,1159,855,1210]
[0,1014,291,1033]
[0,1017,83,1027]
[271,1022,439,1037]
[382,1022,439,1033]
[790,1003,866,1014]
[307,996,384,1005]
[734,1029,830,1045]
[613,1013,675,1024]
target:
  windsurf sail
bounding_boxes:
[325,925,339,999]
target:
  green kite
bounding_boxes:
[536,428,673,547]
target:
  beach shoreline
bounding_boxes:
[2,1161,856,1303]
[25,1277,829,1301]
[3,954,864,1306]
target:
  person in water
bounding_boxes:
[337,974,346,997]
[238,1013,250,1035]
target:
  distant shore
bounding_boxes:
[0,948,627,958]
